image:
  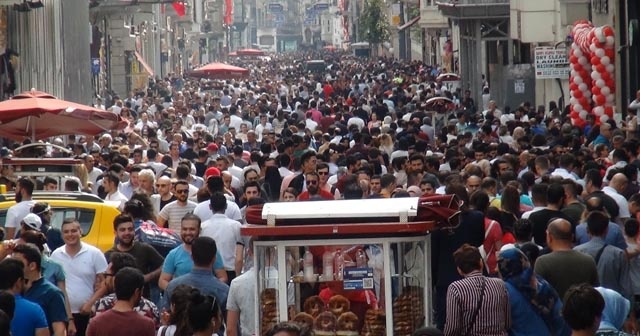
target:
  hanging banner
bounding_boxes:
[0,8,6,54]
[224,0,234,25]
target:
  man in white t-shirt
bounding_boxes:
[5,178,36,239]
[102,172,128,208]
[200,193,244,280]
[50,219,108,336]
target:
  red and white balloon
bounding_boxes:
[568,20,616,127]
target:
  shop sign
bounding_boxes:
[534,47,570,79]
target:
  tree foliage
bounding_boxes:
[358,0,390,45]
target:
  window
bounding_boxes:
[259,35,275,45]
[0,209,7,229]
[51,207,96,237]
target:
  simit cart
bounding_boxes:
[242,196,461,336]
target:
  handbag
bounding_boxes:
[135,221,182,257]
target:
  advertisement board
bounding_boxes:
[534,47,570,79]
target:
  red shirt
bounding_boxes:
[299,189,335,201]
[323,84,334,99]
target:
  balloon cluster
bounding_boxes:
[568,20,616,128]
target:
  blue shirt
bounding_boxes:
[11,295,49,336]
[161,244,224,278]
[505,282,570,336]
[575,222,627,250]
[24,277,68,330]
[162,268,230,312]
[592,134,611,149]
[42,256,65,285]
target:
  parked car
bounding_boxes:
[0,192,120,252]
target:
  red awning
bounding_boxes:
[134,51,154,77]
[398,16,420,31]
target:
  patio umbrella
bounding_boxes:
[0,90,127,141]
[423,96,456,113]
[323,45,337,51]
[436,73,460,82]
[190,62,249,79]
[236,48,265,56]
[228,51,238,57]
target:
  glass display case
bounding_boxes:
[243,197,451,336]
[251,234,431,336]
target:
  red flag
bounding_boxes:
[224,0,233,25]
[172,1,186,16]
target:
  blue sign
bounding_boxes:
[342,267,374,291]
[91,58,100,75]
[268,3,283,13]
[314,3,329,11]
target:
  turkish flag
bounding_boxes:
[172,1,186,16]
[224,0,233,25]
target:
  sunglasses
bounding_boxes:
[156,184,169,187]
[175,189,189,194]
[317,171,328,175]
[307,180,318,185]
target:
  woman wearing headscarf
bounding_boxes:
[497,248,570,336]
[594,287,633,335]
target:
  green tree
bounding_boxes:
[358,0,390,56]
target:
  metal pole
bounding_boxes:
[399,1,405,60]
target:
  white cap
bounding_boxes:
[22,213,42,231]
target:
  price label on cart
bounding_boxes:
[342,267,374,291]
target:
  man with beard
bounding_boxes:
[104,215,164,302]
[298,172,334,200]
[156,180,197,232]
[12,244,67,336]
[5,178,36,239]
[158,214,227,291]
[0,258,49,336]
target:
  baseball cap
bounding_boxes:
[207,143,219,151]
[204,167,221,179]
[22,213,42,231]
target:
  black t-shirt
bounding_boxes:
[180,148,198,161]
[105,242,165,297]
[160,195,177,210]
[372,104,389,121]
[529,209,576,247]
[194,162,207,177]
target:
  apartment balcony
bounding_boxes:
[420,6,448,29]
[436,0,509,20]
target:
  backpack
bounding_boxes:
[135,221,182,257]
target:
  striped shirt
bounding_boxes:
[444,271,511,336]
[158,200,197,231]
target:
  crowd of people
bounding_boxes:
[1,51,640,336]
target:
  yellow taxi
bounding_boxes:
[0,192,120,252]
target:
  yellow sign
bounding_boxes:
[392,15,400,26]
